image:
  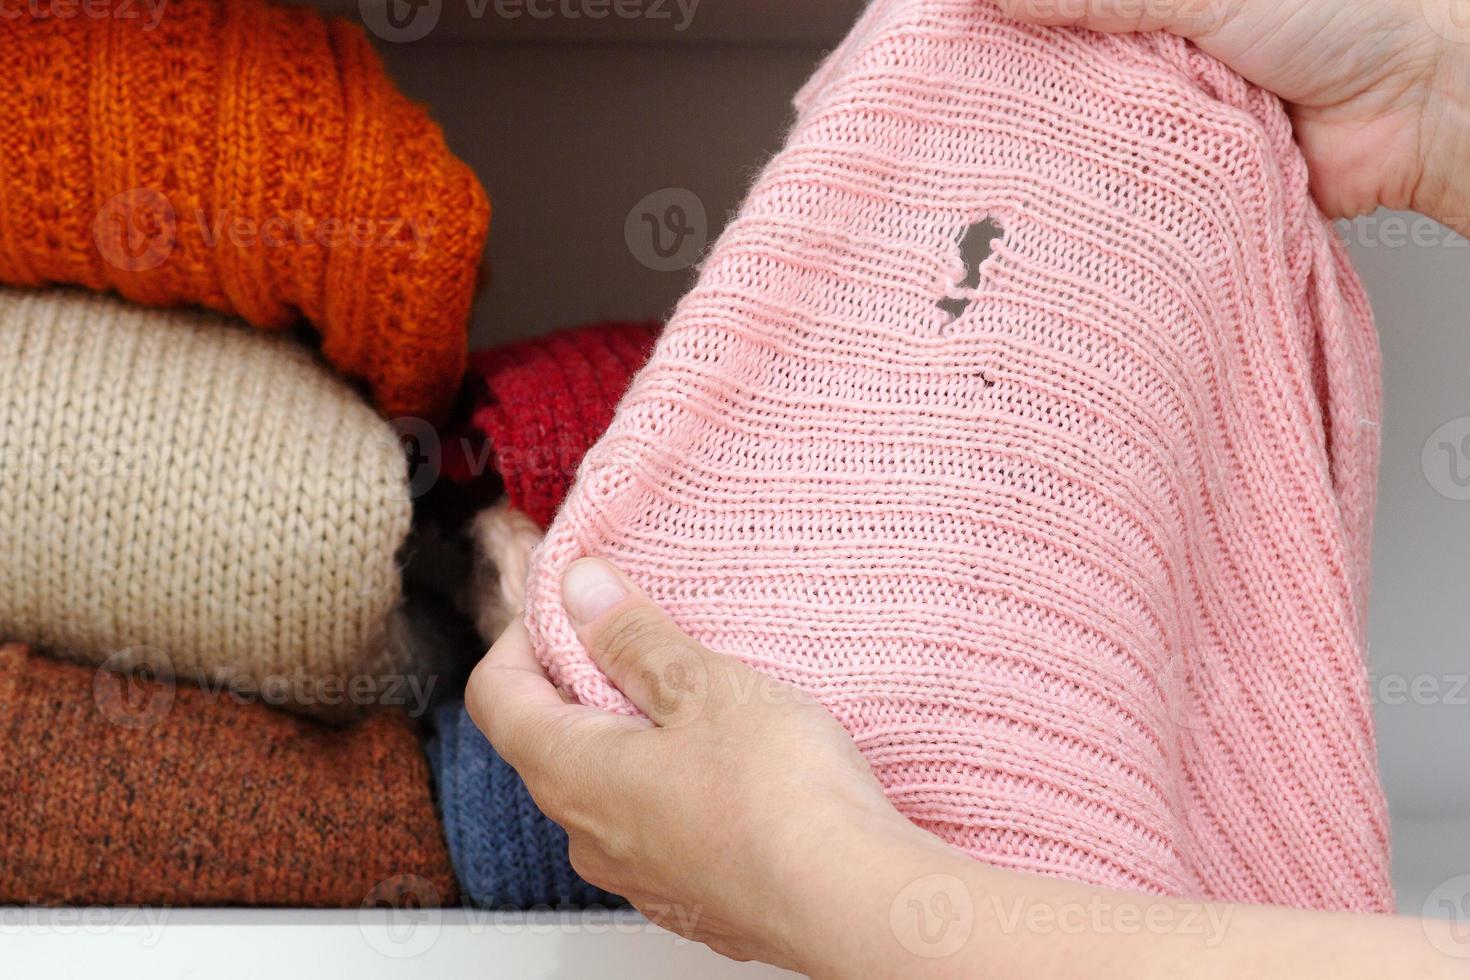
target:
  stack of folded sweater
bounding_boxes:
[0,0,654,912]
[0,0,489,908]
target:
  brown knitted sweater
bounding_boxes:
[0,644,457,907]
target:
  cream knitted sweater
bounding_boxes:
[0,289,414,719]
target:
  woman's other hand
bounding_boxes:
[989,0,1470,229]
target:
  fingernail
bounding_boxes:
[562,559,628,625]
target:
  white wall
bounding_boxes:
[376,39,828,347]
[1349,212,1470,911]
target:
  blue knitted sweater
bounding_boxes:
[428,700,625,909]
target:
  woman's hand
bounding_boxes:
[465,558,924,971]
[990,0,1470,229]
[468,558,1466,978]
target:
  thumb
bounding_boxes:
[561,558,719,727]
[988,0,1228,38]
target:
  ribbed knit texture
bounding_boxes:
[429,700,625,909]
[0,0,489,424]
[0,288,416,720]
[0,644,456,907]
[525,0,1391,912]
[445,320,661,525]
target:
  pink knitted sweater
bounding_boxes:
[526,0,1391,911]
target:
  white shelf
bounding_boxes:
[4,909,796,978]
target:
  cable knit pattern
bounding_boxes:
[0,644,456,907]
[0,289,416,720]
[430,700,625,909]
[444,321,662,525]
[0,0,489,424]
[525,0,1391,911]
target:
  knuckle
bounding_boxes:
[565,840,597,880]
[566,840,618,894]
[597,826,640,869]
[594,608,671,675]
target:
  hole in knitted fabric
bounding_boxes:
[935,295,972,320]
[937,217,1004,322]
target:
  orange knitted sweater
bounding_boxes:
[0,0,489,423]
